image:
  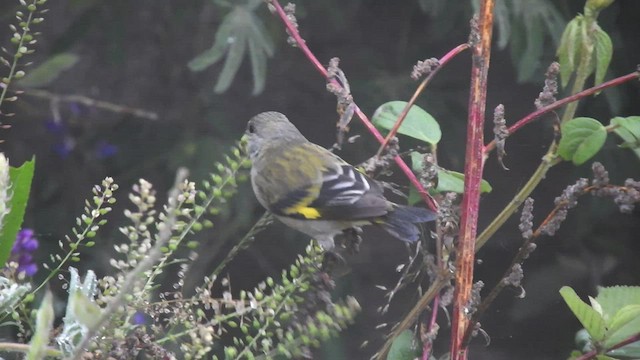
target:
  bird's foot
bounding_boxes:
[342,227,363,255]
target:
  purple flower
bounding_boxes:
[132,311,147,325]
[68,102,83,116]
[44,119,67,135]
[14,229,38,252]
[10,228,39,276]
[96,141,118,159]
[52,139,75,159]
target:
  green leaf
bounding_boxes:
[70,289,102,329]
[407,153,491,202]
[594,355,617,360]
[214,30,247,93]
[435,169,492,194]
[247,12,275,57]
[494,0,511,49]
[568,350,583,359]
[557,117,607,165]
[386,330,419,360]
[188,6,274,95]
[596,286,640,320]
[246,12,274,96]
[506,1,565,82]
[188,42,228,72]
[586,0,615,13]
[560,286,607,342]
[595,286,640,347]
[605,304,640,347]
[0,157,35,267]
[17,53,79,88]
[188,14,236,72]
[410,151,423,171]
[517,16,544,82]
[372,101,441,145]
[611,116,640,160]
[407,187,421,206]
[606,336,640,359]
[557,17,582,88]
[248,34,266,96]
[407,153,423,205]
[593,26,612,89]
[26,290,54,360]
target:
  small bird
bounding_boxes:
[246,111,436,250]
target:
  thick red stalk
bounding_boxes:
[269,0,438,211]
[450,1,495,359]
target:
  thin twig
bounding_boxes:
[375,273,452,360]
[483,71,639,156]
[210,212,273,278]
[575,332,640,360]
[22,88,159,121]
[421,295,439,360]
[375,43,469,157]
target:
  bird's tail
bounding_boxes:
[378,205,437,243]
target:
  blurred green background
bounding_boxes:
[1,0,639,358]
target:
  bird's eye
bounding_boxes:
[247,122,255,134]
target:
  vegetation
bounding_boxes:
[0,0,638,359]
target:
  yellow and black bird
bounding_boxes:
[246,111,436,250]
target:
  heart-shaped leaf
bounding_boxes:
[558,117,607,165]
[611,116,640,160]
[372,101,441,145]
[386,330,419,360]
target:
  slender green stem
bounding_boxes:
[0,342,62,358]
[0,0,37,110]
[30,189,112,296]
[475,154,558,250]
[210,212,272,279]
[143,149,247,290]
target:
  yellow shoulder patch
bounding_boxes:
[293,206,321,219]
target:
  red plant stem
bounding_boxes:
[575,332,640,360]
[451,1,495,359]
[421,295,440,360]
[269,0,438,211]
[484,71,639,155]
[269,1,327,77]
[355,108,438,211]
[376,43,470,157]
